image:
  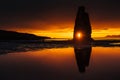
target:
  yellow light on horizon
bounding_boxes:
[12,26,120,39]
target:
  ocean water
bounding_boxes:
[0,42,120,80]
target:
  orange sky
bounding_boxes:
[0,0,120,39]
[7,21,119,39]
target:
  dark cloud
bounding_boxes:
[0,0,120,31]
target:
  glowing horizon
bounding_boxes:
[1,20,120,39]
[6,27,119,39]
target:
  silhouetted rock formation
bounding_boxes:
[74,46,92,73]
[0,30,50,40]
[73,6,92,44]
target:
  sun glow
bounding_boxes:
[76,32,82,39]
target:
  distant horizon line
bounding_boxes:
[49,37,120,40]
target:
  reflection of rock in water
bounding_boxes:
[73,6,92,44]
[74,46,92,73]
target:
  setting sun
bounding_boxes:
[76,32,82,39]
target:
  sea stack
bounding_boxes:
[73,6,92,45]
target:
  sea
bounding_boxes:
[0,39,120,80]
